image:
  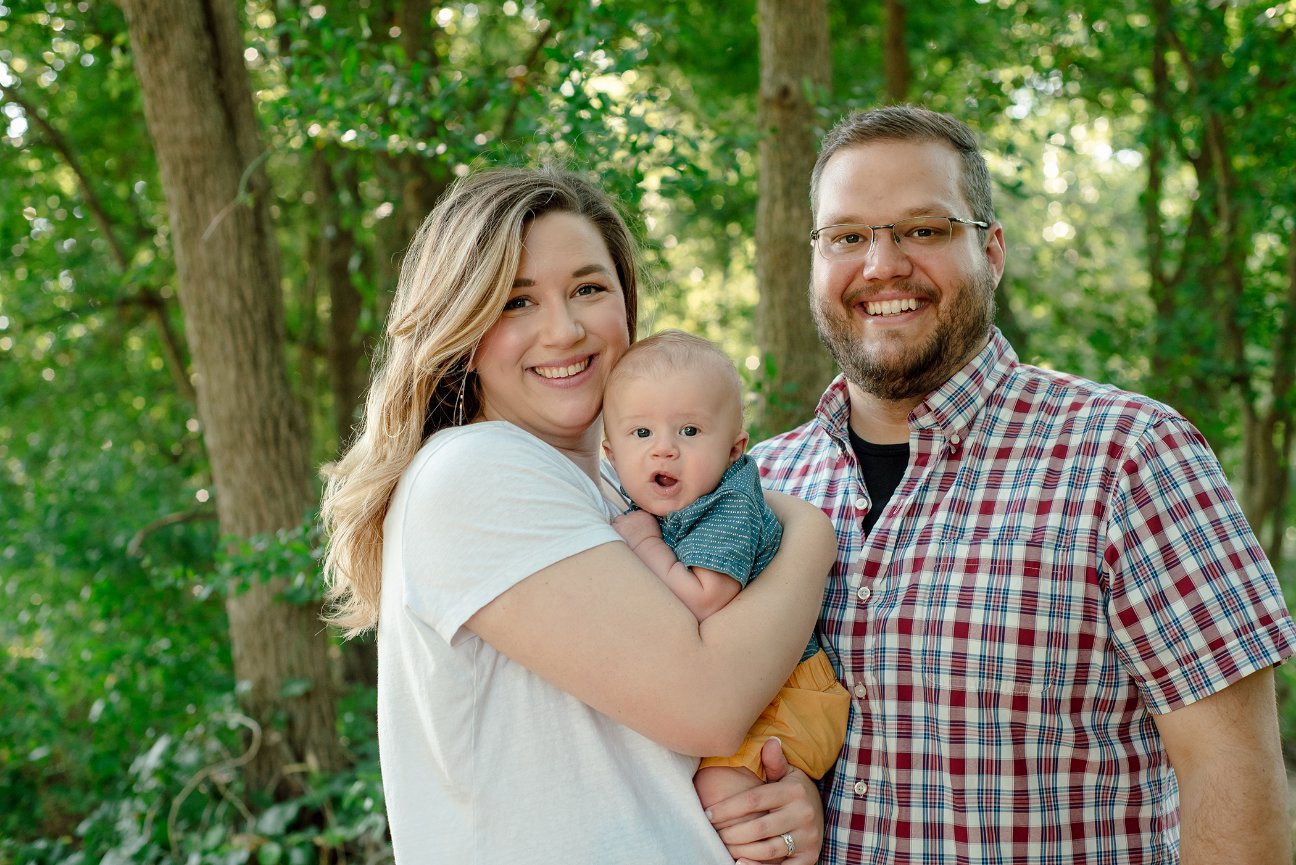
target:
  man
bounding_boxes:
[749,105,1295,863]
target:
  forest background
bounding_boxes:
[2,0,1294,862]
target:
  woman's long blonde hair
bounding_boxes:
[320,166,640,637]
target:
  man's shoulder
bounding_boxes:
[750,417,831,463]
[748,418,842,495]
[1000,362,1184,431]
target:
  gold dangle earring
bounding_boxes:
[453,348,477,427]
[453,372,469,427]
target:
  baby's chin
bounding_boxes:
[633,499,670,518]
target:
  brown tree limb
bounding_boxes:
[1,79,132,270]
[498,0,574,144]
[127,507,219,557]
[1,77,195,403]
[883,0,910,103]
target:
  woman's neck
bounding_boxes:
[546,424,605,481]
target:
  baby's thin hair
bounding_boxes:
[606,330,745,422]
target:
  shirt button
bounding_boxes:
[950,434,961,445]
[854,780,868,796]
[853,497,869,511]
[856,586,871,602]
[853,682,867,698]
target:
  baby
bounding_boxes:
[601,330,850,816]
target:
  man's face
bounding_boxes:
[810,139,1005,402]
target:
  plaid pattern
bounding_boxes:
[751,330,1296,865]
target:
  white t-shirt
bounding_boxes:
[378,421,733,864]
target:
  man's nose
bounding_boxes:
[856,230,913,281]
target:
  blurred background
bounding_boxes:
[2,1,1294,861]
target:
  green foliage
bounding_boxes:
[3,0,1295,860]
[0,687,387,865]
[215,515,325,606]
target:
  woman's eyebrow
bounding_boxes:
[513,263,612,287]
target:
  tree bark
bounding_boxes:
[1144,0,1179,407]
[313,149,366,451]
[883,0,910,103]
[755,0,834,435]
[1143,0,1292,569]
[119,0,341,796]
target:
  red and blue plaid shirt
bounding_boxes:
[752,330,1295,864]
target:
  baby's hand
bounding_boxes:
[612,509,661,551]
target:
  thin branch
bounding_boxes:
[168,713,261,859]
[140,290,199,404]
[128,507,218,557]
[2,76,195,402]
[498,0,575,143]
[199,147,273,242]
[1,79,134,269]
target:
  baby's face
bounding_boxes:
[602,369,746,517]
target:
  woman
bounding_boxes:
[321,166,833,863]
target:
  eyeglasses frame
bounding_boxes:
[809,215,991,261]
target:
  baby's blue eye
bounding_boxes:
[679,425,699,437]
[633,428,651,438]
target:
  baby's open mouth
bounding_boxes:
[652,473,678,489]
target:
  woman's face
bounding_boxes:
[473,211,631,453]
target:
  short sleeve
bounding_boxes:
[391,424,621,645]
[1102,416,1296,713]
[670,490,764,585]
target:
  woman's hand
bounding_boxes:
[707,738,824,865]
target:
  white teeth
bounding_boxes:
[534,358,590,379]
[864,298,920,316]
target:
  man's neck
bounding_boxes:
[846,381,918,445]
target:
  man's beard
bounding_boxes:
[811,267,996,402]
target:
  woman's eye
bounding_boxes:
[575,283,606,297]
[679,425,699,437]
[632,428,651,438]
[503,296,530,311]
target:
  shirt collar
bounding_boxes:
[812,328,1017,444]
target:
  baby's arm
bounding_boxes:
[612,510,741,622]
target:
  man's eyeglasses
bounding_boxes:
[810,216,990,262]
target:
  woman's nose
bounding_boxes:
[541,302,585,345]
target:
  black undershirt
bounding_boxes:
[847,428,910,537]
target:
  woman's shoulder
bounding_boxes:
[413,421,568,471]
[403,421,594,502]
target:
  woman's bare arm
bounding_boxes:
[466,491,833,756]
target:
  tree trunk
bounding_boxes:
[119,0,342,796]
[313,149,366,451]
[755,0,834,436]
[1143,0,1179,407]
[883,0,910,103]
[1142,0,1292,571]
[1244,227,1296,565]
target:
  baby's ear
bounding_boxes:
[601,439,616,464]
[729,431,749,463]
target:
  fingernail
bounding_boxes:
[704,808,714,822]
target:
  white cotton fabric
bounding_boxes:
[377,421,732,864]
